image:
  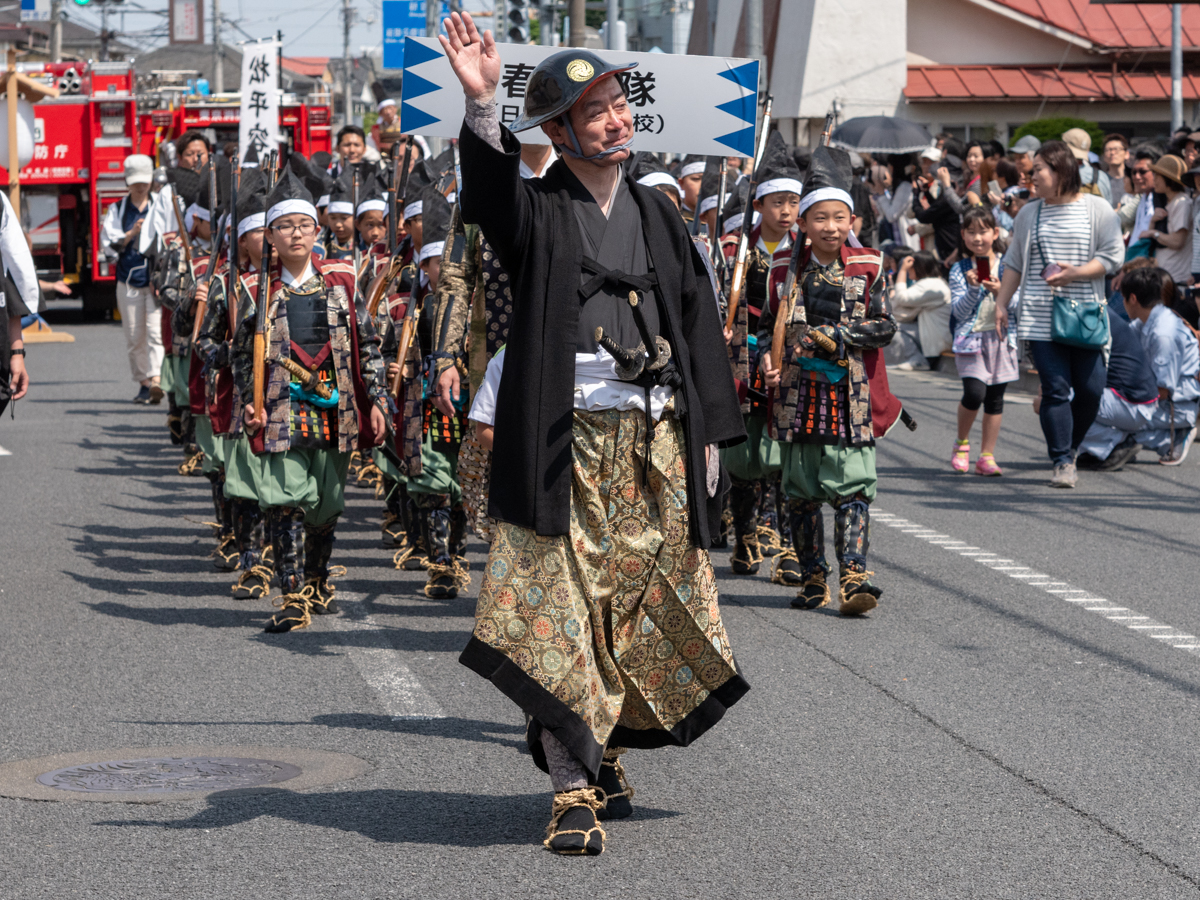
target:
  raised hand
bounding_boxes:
[438,12,501,102]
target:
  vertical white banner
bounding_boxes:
[238,39,280,161]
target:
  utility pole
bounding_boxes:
[50,0,62,63]
[344,0,356,128]
[495,0,507,42]
[99,2,109,60]
[606,0,619,50]
[745,0,764,94]
[1172,3,1183,132]
[540,2,554,46]
[212,0,223,93]
[568,0,584,47]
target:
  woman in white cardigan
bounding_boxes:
[892,250,952,369]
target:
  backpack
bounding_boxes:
[1079,164,1102,197]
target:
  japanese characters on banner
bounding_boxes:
[400,37,760,157]
[238,39,280,161]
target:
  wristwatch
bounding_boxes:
[10,347,25,356]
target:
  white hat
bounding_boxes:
[919,146,942,162]
[377,98,396,113]
[124,154,154,185]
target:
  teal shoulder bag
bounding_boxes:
[1037,201,1110,349]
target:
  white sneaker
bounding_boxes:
[1049,462,1077,488]
[1160,426,1196,466]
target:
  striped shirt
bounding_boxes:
[1015,199,1092,341]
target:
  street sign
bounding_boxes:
[399,36,761,157]
[20,0,50,22]
[382,1,449,70]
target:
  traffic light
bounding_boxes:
[508,0,530,44]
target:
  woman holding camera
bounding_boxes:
[994,141,1125,488]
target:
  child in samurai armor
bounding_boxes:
[758,145,897,616]
[233,166,389,633]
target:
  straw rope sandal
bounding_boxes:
[543,788,606,856]
[791,571,831,610]
[264,586,314,633]
[231,564,274,601]
[593,748,635,821]
[838,569,882,617]
[770,548,804,586]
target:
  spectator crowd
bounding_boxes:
[844,126,1200,485]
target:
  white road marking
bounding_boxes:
[877,510,1200,658]
[328,597,446,721]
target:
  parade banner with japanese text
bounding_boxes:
[238,38,280,160]
[400,37,760,157]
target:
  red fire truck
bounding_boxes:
[3,60,332,315]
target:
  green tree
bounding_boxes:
[1010,117,1104,151]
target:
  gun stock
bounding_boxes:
[391,304,419,399]
[252,332,266,416]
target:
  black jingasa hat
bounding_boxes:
[401,162,434,219]
[721,177,754,234]
[242,142,260,168]
[629,152,681,194]
[194,158,232,218]
[676,153,707,180]
[698,156,724,216]
[754,131,803,201]
[417,184,452,264]
[355,169,389,218]
[167,166,203,209]
[797,144,854,217]
[236,178,268,238]
[266,163,316,225]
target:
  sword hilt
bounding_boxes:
[594,326,645,379]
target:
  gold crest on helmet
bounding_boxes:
[566,59,594,82]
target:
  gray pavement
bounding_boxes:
[3,319,1200,898]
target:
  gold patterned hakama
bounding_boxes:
[459,406,749,779]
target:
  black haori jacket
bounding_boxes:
[459,122,746,548]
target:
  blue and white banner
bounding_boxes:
[400,37,760,157]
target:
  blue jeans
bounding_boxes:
[1029,340,1106,466]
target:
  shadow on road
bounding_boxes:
[94,786,679,845]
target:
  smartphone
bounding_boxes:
[976,257,991,283]
[1041,263,1064,280]
[987,179,1001,199]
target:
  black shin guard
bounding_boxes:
[450,504,468,559]
[729,476,762,574]
[271,507,307,595]
[304,520,339,614]
[833,495,871,573]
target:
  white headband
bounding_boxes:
[377,98,396,112]
[637,172,681,193]
[356,199,388,217]
[755,177,803,200]
[679,161,705,178]
[418,240,444,264]
[316,194,330,207]
[404,200,423,220]
[327,200,353,215]
[724,210,761,233]
[267,198,318,225]
[189,203,212,222]
[699,195,720,216]
[797,187,854,217]
[238,212,265,237]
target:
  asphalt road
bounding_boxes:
[3,319,1200,898]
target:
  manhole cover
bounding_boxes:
[36,757,303,794]
[0,745,371,802]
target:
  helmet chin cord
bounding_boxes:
[555,116,632,162]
